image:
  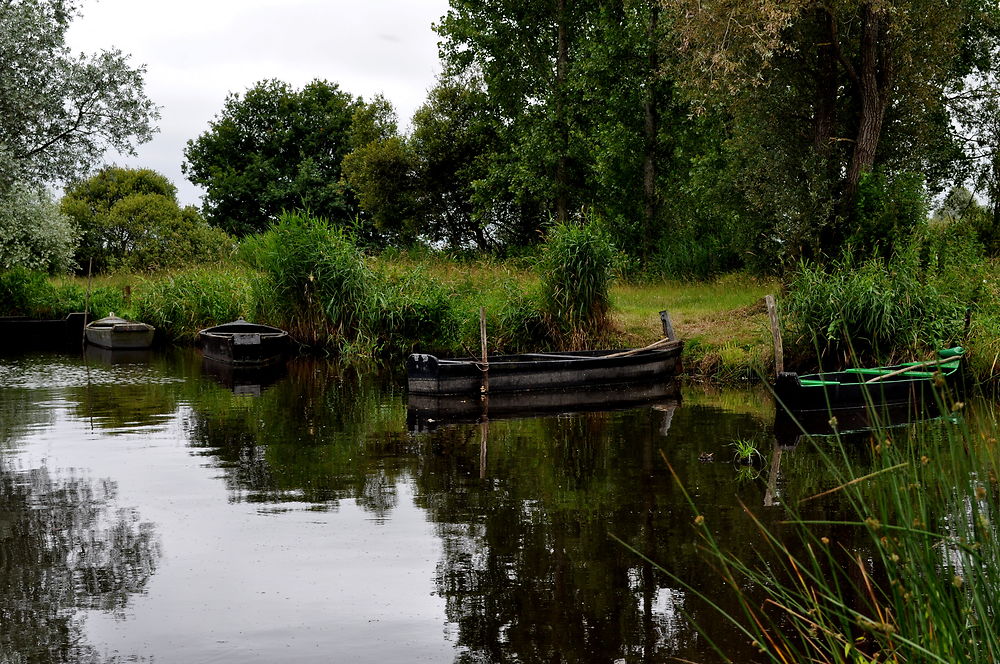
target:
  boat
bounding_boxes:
[773,347,965,412]
[84,313,155,349]
[406,340,683,396]
[198,319,289,366]
[0,312,89,351]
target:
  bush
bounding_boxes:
[782,244,981,364]
[0,183,79,273]
[244,211,372,347]
[369,267,462,355]
[538,219,617,339]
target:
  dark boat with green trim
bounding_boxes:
[774,347,965,412]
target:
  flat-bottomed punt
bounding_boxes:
[406,341,683,395]
[84,313,155,349]
[198,320,289,366]
[774,347,964,412]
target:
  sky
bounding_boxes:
[65,0,452,207]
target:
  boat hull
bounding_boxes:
[406,342,683,395]
[773,358,963,412]
[85,324,155,349]
[198,320,289,366]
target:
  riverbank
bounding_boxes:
[11,254,998,384]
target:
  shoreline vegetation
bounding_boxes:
[4,213,997,386]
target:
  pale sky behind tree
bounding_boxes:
[66,0,451,207]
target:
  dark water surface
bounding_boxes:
[0,349,888,663]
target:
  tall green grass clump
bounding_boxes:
[368,267,462,355]
[783,241,982,365]
[241,211,371,348]
[539,219,617,343]
[0,267,125,318]
[132,268,255,341]
[655,395,1000,664]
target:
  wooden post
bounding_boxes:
[480,307,489,396]
[659,310,675,341]
[765,295,783,377]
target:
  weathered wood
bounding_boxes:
[480,307,489,396]
[863,357,951,384]
[659,310,675,341]
[603,337,679,359]
[765,295,784,377]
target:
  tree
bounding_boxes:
[61,167,233,273]
[669,0,1000,261]
[0,0,158,189]
[0,182,78,272]
[183,79,361,236]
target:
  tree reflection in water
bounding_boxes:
[0,464,160,663]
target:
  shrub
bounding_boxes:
[368,267,461,355]
[0,183,79,273]
[245,211,372,347]
[782,247,979,364]
[538,219,617,339]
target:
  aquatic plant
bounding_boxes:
[728,438,762,465]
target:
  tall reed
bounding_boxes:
[635,389,1000,663]
[538,219,617,343]
[243,211,372,348]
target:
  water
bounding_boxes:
[0,349,876,663]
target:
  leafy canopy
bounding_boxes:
[61,167,233,273]
[183,79,362,237]
[0,0,158,189]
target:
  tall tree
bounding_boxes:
[670,0,1000,259]
[0,0,158,189]
[183,79,361,236]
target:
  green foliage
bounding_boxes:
[0,183,79,273]
[649,232,740,281]
[243,211,372,347]
[183,79,361,237]
[61,167,234,273]
[0,267,125,318]
[341,136,419,246]
[368,268,462,355]
[0,0,157,187]
[782,238,982,363]
[539,220,617,337]
[132,268,256,342]
[852,170,928,259]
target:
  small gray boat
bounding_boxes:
[84,313,156,350]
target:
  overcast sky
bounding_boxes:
[66,0,451,207]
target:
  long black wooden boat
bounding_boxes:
[773,347,965,412]
[406,341,683,396]
[0,312,89,351]
[198,320,289,366]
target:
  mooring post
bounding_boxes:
[480,307,489,397]
[659,310,675,341]
[765,294,783,377]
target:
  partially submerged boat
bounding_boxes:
[84,313,155,349]
[406,341,683,396]
[774,347,965,412]
[198,320,289,366]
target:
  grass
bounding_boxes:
[612,272,781,380]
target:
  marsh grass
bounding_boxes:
[538,220,617,344]
[626,385,1000,663]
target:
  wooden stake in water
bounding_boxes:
[765,295,784,377]
[480,307,489,396]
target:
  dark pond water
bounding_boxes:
[0,349,927,663]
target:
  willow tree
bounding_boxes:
[670,0,1000,260]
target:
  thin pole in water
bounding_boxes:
[765,294,784,377]
[480,307,489,396]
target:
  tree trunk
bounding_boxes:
[813,10,838,154]
[641,1,660,259]
[843,4,892,205]
[555,0,569,224]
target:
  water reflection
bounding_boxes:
[0,463,159,663]
[0,351,933,663]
